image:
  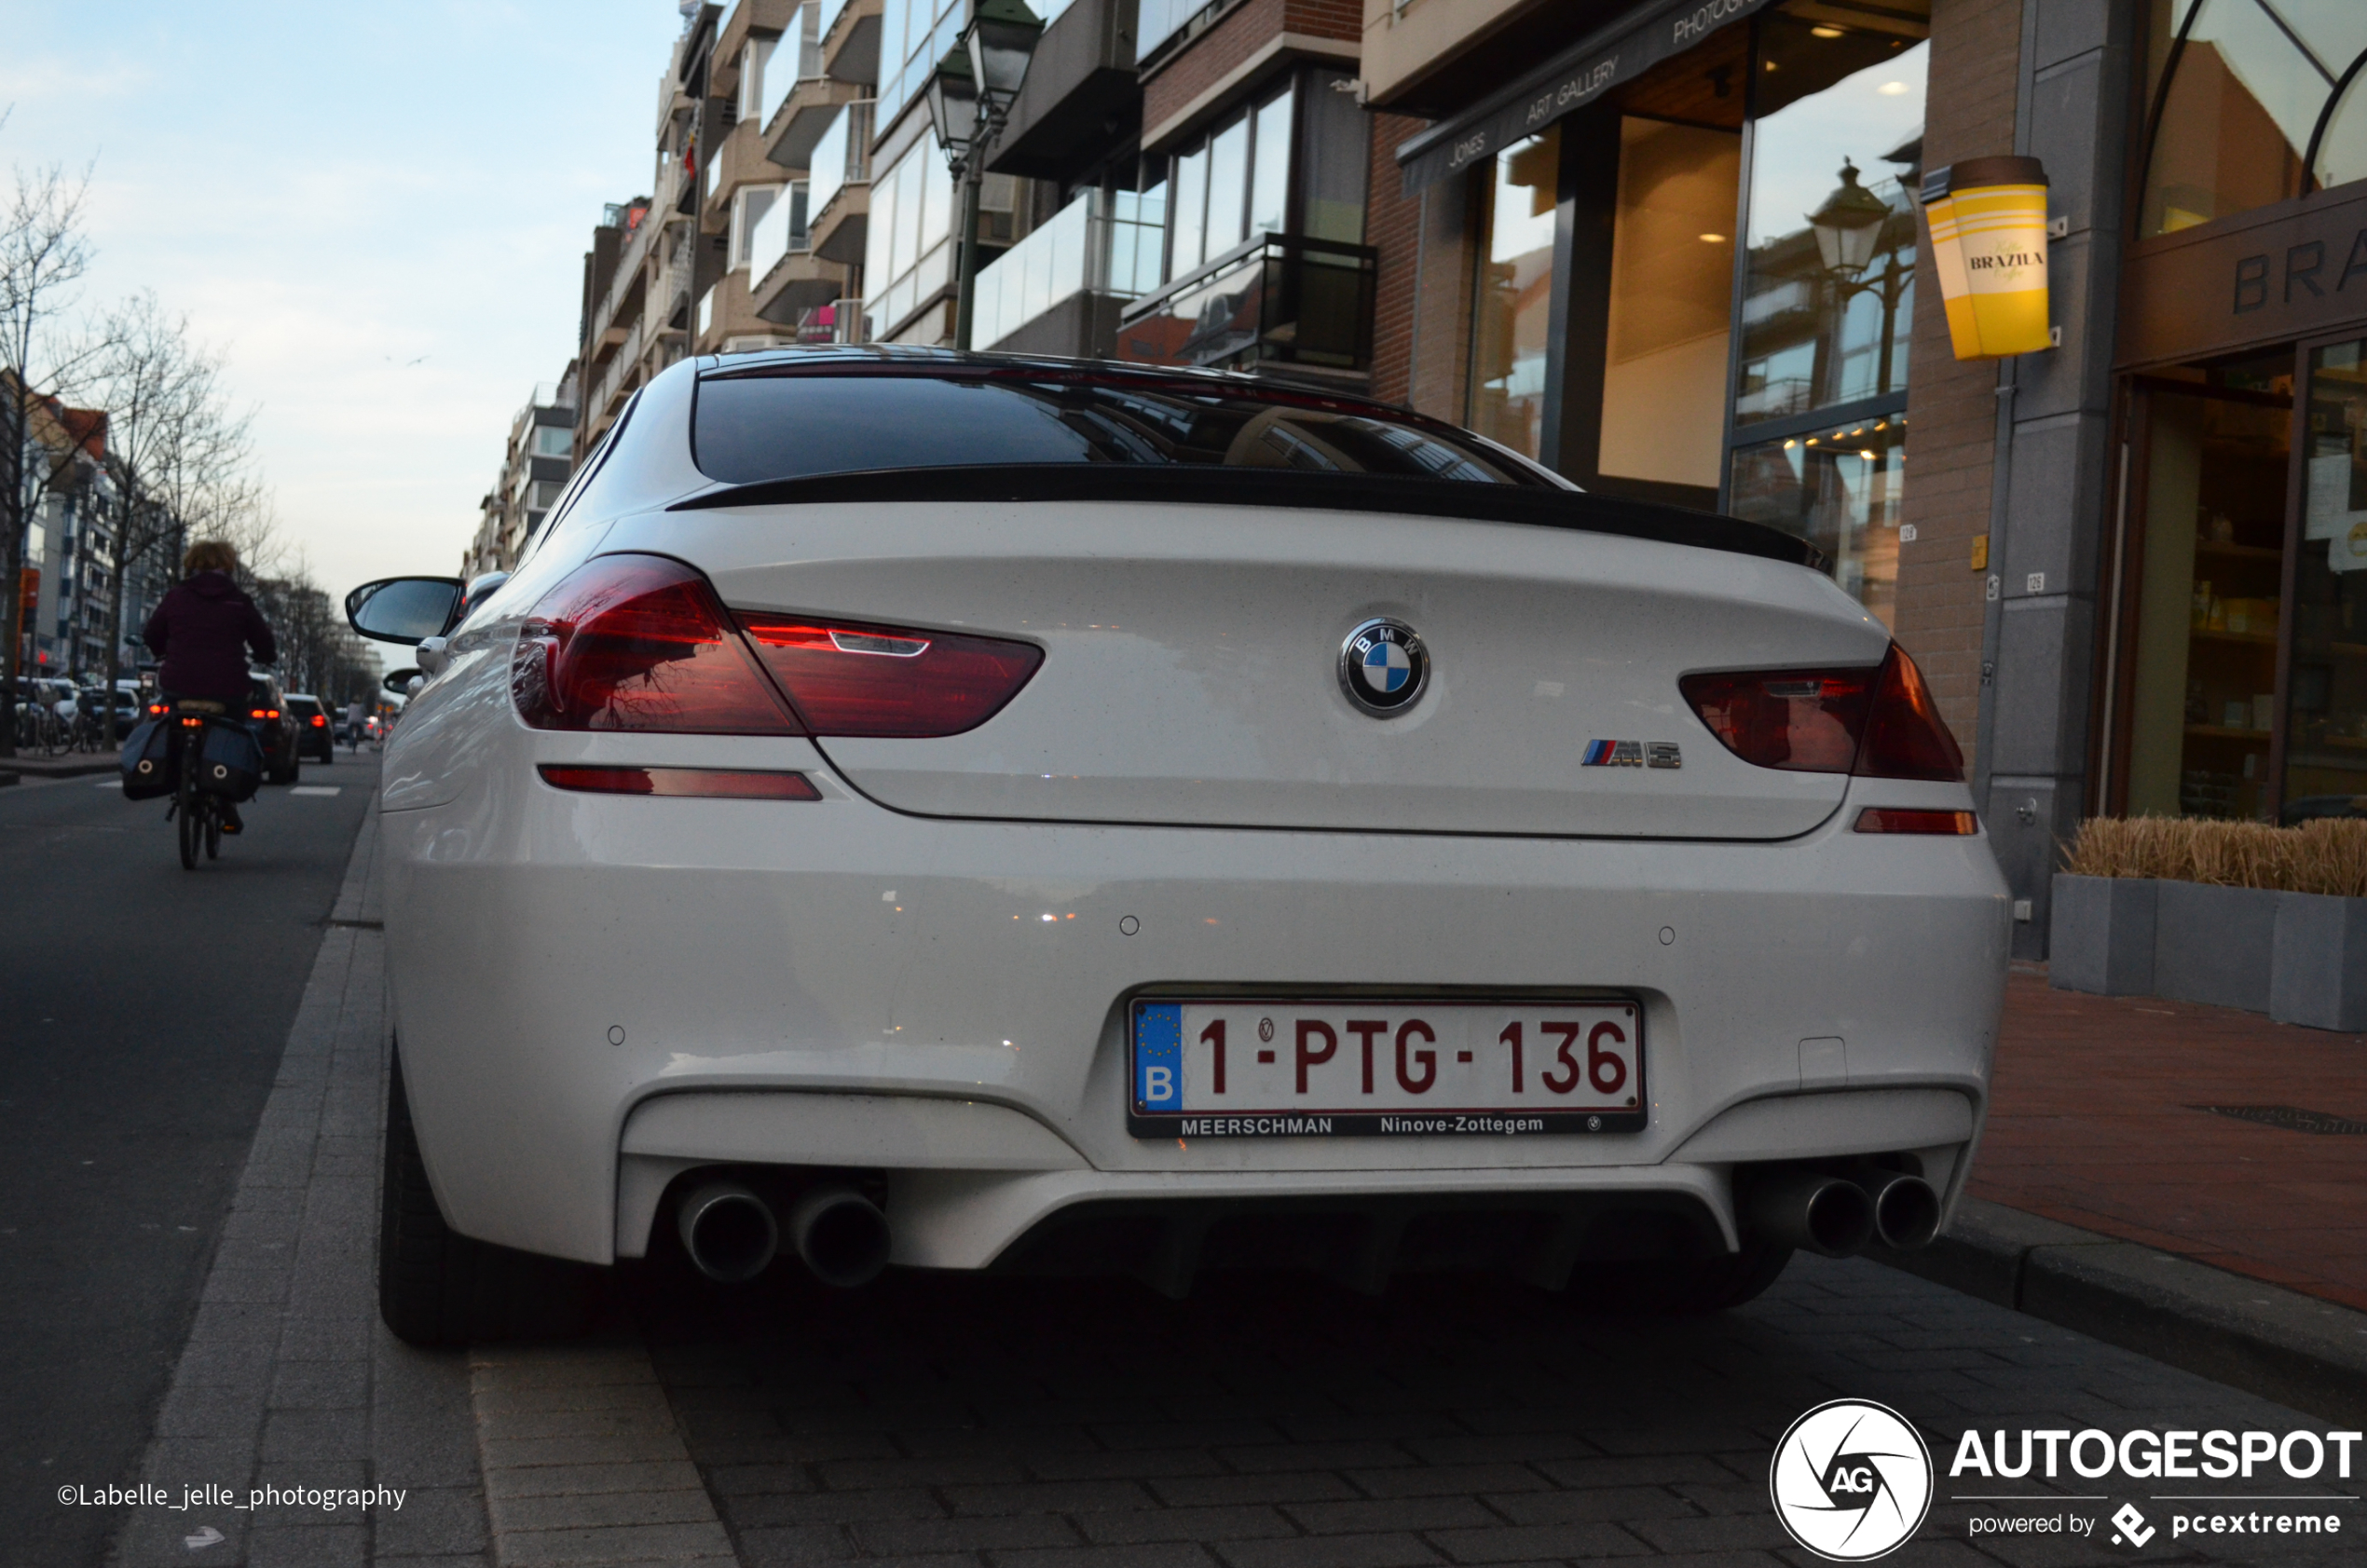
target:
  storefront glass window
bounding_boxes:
[2123,356,2292,821]
[2285,342,2367,820]
[1205,115,1250,258]
[1598,117,1741,493]
[2141,1,2367,236]
[1469,129,1559,461]
[1729,416,1907,627]
[1734,12,1926,429]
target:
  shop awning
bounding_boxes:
[1393,0,1779,194]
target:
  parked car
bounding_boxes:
[285,693,335,764]
[244,671,299,784]
[80,686,142,742]
[347,348,2008,1346]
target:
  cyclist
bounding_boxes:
[143,540,277,835]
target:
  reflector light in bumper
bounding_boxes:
[537,765,822,799]
[1853,807,1977,835]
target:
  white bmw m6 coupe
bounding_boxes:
[348,348,2007,1345]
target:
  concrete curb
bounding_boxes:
[1868,1196,2367,1426]
[2,757,120,781]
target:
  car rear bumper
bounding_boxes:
[380,731,2009,1271]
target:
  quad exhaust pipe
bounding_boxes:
[677,1180,892,1287]
[1742,1168,1941,1258]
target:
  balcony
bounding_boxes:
[1115,234,1378,380]
[804,100,874,264]
[767,75,867,170]
[819,0,881,87]
[973,188,1163,355]
[987,0,1138,183]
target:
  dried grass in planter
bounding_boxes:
[2060,815,2367,897]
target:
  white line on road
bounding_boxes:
[288,785,341,796]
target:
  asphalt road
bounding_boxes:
[0,753,376,1568]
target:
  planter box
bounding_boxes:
[2154,881,2278,1013]
[2048,874,2157,996]
[2271,892,2367,1032]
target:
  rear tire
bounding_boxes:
[178,799,200,869]
[204,807,220,860]
[1564,1240,1794,1316]
[378,1051,595,1347]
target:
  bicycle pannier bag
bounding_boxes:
[195,723,265,801]
[119,718,177,800]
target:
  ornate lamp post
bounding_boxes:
[924,0,1044,350]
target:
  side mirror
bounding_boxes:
[382,668,421,695]
[459,571,511,624]
[347,577,464,645]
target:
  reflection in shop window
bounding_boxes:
[2141,0,2367,236]
[1735,10,1926,431]
[1469,129,1558,461]
[1729,417,1907,629]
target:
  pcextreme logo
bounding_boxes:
[1769,1399,1936,1561]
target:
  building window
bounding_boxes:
[1162,78,1309,280]
[863,131,955,339]
[877,0,966,128]
[531,425,572,458]
[1597,117,1740,493]
[2140,0,2367,238]
[1469,129,1559,460]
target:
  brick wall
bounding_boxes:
[1366,112,1427,404]
[1142,0,1361,145]
[1893,0,2024,754]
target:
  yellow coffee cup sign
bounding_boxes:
[1922,156,2052,359]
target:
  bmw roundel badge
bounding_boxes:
[1338,618,1429,716]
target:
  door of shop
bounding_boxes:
[2103,336,2367,824]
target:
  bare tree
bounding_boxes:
[0,155,106,755]
[89,292,257,708]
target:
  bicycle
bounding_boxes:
[167,699,229,870]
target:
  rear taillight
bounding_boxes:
[311,715,327,727]
[539,765,820,799]
[513,554,800,734]
[1679,645,1963,782]
[1854,808,1977,835]
[738,616,1042,738]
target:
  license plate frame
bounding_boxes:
[1126,996,1646,1138]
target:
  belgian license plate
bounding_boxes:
[1127,998,1644,1138]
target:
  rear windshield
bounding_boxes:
[692,371,1548,487]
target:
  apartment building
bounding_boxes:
[20,398,113,678]
[576,5,737,452]
[462,373,580,578]
[968,0,1379,383]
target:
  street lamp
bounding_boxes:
[1807,159,1892,279]
[925,0,1044,350]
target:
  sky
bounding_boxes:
[1,0,686,618]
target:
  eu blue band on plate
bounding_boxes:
[1134,1002,1183,1111]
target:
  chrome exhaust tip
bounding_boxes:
[788,1187,891,1288]
[1744,1170,1877,1259]
[1859,1172,1941,1251]
[677,1181,780,1283]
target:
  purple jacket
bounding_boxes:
[144,572,277,702]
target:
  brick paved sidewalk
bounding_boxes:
[1971,969,2367,1312]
